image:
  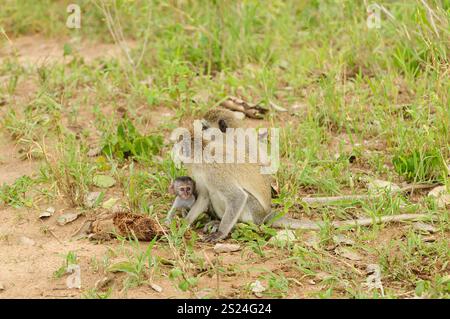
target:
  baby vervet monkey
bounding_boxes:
[165,176,196,224]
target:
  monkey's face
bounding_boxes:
[177,182,194,200]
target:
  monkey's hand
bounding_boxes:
[202,220,221,233]
[203,231,225,243]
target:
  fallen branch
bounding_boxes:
[302,194,371,204]
[274,213,432,231]
[332,213,430,228]
[300,183,440,205]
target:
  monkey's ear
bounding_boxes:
[169,182,175,195]
[218,119,228,133]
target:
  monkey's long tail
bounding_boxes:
[271,213,431,231]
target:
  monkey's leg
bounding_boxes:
[204,190,248,242]
[185,195,210,225]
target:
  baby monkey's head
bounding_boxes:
[169,176,195,200]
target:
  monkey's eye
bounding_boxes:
[186,187,191,192]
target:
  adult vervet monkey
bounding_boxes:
[182,109,299,242]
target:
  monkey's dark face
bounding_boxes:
[176,182,194,200]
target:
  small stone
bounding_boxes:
[150,283,163,293]
[213,243,241,254]
[0,282,4,291]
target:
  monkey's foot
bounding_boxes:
[203,231,225,243]
[202,220,221,233]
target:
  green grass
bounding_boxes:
[0,0,448,298]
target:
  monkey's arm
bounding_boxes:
[184,193,210,225]
[165,198,180,224]
[204,189,248,242]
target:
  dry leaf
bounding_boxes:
[57,212,80,226]
[39,207,55,219]
[250,280,265,298]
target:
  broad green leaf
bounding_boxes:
[93,175,116,188]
